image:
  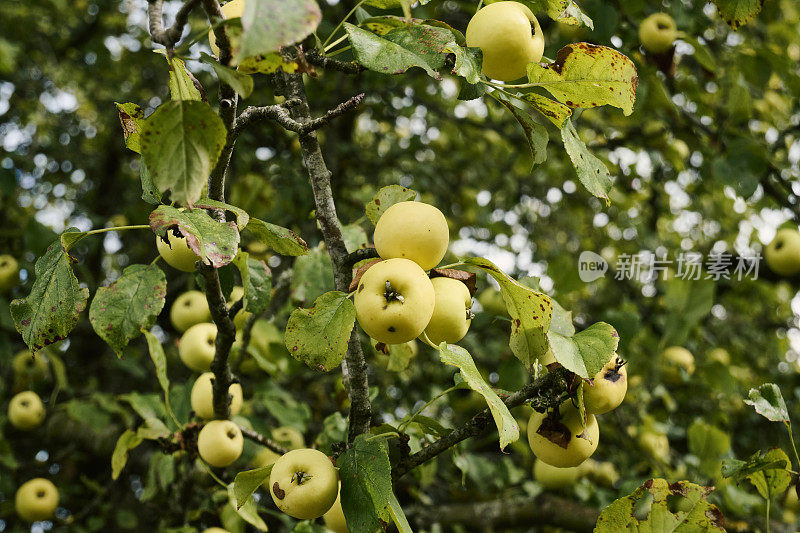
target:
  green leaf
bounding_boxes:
[290,244,334,305]
[662,278,715,347]
[339,434,393,531]
[491,92,548,168]
[233,251,272,315]
[200,52,254,98]
[687,421,731,478]
[519,92,572,128]
[233,465,273,509]
[89,265,167,357]
[722,450,789,484]
[60,227,90,252]
[111,429,144,480]
[239,0,321,59]
[713,0,763,29]
[366,185,417,225]
[284,291,356,372]
[226,482,268,531]
[439,344,519,449]
[527,43,637,116]
[11,239,89,353]
[387,491,413,533]
[446,45,482,84]
[195,198,250,230]
[150,205,240,268]
[142,329,173,418]
[747,448,791,500]
[115,102,145,153]
[561,119,612,200]
[525,0,593,28]
[595,479,724,531]
[245,217,308,256]
[681,36,718,72]
[744,383,789,423]
[345,22,447,79]
[139,162,162,205]
[462,257,552,372]
[548,321,618,380]
[157,51,205,101]
[140,100,227,205]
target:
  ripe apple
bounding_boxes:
[638,13,677,54]
[528,401,599,468]
[660,346,695,384]
[191,372,243,419]
[765,228,800,276]
[12,349,50,383]
[466,1,545,81]
[179,323,218,372]
[15,478,59,522]
[639,430,669,461]
[171,290,211,332]
[269,448,338,519]
[533,458,581,490]
[209,0,244,59]
[373,201,449,271]
[323,487,348,533]
[272,426,305,450]
[583,354,627,415]
[423,277,473,345]
[707,347,730,365]
[229,286,252,329]
[0,254,20,292]
[354,258,436,344]
[156,231,202,272]
[197,420,243,467]
[8,391,46,430]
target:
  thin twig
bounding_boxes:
[305,49,365,75]
[235,93,365,137]
[240,426,290,455]
[147,0,200,48]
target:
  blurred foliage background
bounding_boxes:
[1,0,800,531]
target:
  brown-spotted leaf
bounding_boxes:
[149,205,240,268]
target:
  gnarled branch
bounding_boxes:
[147,0,200,48]
[235,93,365,137]
[240,427,289,455]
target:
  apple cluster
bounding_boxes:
[354,201,473,349]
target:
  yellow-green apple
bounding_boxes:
[170,290,211,332]
[179,323,218,372]
[156,231,202,272]
[191,372,243,419]
[638,13,677,54]
[0,254,19,291]
[373,202,449,270]
[15,478,59,522]
[583,354,627,415]
[8,391,46,430]
[269,448,338,519]
[197,420,243,467]
[533,458,581,489]
[528,400,599,468]
[765,228,800,276]
[423,277,473,345]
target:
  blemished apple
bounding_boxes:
[8,390,46,431]
[583,354,627,415]
[15,478,59,522]
[179,323,218,372]
[638,13,678,54]
[354,258,436,344]
[170,290,211,332]
[0,254,20,292]
[373,201,449,271]
[269,448,339,519]
[528,400,599,468]
[765,228,800,276]
[423,277,473,345]
[190,372,243,419]
[197,420,243,467]
[466,1,545,81]
[156,230,202,272]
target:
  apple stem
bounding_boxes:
[383,281,405,303]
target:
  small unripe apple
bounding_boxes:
[707,347,730,365]
[354,259,436,344]
[638,431,670,461]
[8,391,46,430]
[765,228,800,276]
[583,354,627,415]
[323,487,348,533]
[660,346,695,384]
[423,277,473,345]
[533,458,581,489]
[156,231,202,272]
[269,448,339,519]
[179,323,218,372]
[12,350,50,383]
[191,372,243,419]
[373,201,449,271]
[466,1,545,81]
[477,287,506,316]
[528,401,599,468]
[170,290,211,332]
[197,420,243,467]
[229,286,252,329]
[638,13,677,54]
[15,478,59,522]
[0,254,20,292]
[272,426,305,450]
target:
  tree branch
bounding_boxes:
[343,247,379,271]
[239,427,289,455]
[235,93,365,137]
[147,0,200,48]
[305,49,365,75]
[238,269,292,357]
[278,70,372,442]
[393,367,571,480]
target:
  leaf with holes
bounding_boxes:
[366,185,417,225]
[462,257,552,372]
[548,320,618,380]
[561,119,612,201]
[140,100,226,205]
[284,291,355,372]
[89,264,166,358]
[245,217,308,256]
[233,251,272,316]
[194,198,250,230]
[11,238,89,353]
[139,163,162,205]
[440,344,519,449]
[527,43,637,116]
[238,0,321,59]
[150,205,240,268]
